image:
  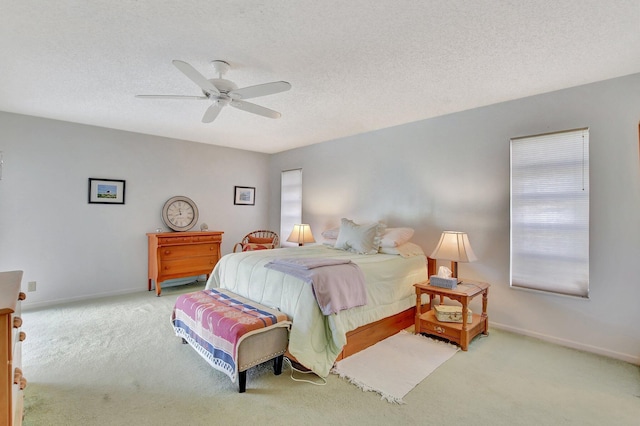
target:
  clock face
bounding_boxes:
[162,196,199,231]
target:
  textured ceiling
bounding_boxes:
[1,1,639,154]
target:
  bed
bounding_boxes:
[205,242,435,377]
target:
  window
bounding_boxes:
[510,128,589,298]
[280,169,302,247]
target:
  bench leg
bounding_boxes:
[238,370,247,393]
[274,354,284,375]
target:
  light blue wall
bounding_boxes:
[0,112,271,307]
[1,73,638,363]
[269,73,640,363]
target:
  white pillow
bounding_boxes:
[380,227,415,247]
[379,242,425,258]
[334,218,386,255]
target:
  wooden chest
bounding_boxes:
[147,231,223,296]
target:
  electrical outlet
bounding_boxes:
[28,281,36,292]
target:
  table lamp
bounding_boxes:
[287,224,315,246]
[430,231,477,280]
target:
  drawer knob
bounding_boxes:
[435,326,445,334]
[164,250,171,255]
[20,377,27,390]
[19,331,26,341]
[13,316,22,328]
[14,368,22,384]
[18,292,26,301]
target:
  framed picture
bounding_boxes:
[88,178,126,204]
[234,186,255,205]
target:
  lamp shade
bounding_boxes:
[430,231,477,263]
[286,224,315,245]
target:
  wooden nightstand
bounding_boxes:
[414,279,490,350]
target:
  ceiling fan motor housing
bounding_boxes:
[208,78,237,95]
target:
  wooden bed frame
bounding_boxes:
[335,256,436,360]
[286,257,437,366]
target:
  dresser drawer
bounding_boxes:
[157,235,222,245]
[12,385,23,426]
[158,236,194,245]
[192,234,222,243]
[421,320,459,341]
[11,295,23,358]
[159,244,218,260]
[418,311,460,341]
[160,256,218,277]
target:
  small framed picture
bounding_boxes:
[234,186,255,205]
[88,178,126,204]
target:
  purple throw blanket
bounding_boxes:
[265,258,368,315]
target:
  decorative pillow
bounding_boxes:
[379,242,425,258]
[322,238,337,247]
[380,227,415,248]
[321,227,340,239]
[242,243,274,251]
[334,218,386,255]
[248,236,275,244]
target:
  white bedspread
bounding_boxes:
[205,245,428,377]
[264,257,367,315]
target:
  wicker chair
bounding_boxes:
[233,230,280,253]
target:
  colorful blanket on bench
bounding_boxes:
[171,289,290,382]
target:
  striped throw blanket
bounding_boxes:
[171,289,290,382]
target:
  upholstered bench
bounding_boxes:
[171,288,291,393]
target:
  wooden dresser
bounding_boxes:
[147,231,223,296]
[1,270,26,426]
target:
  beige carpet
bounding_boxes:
[21,283,640,425]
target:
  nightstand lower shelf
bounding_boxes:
[417,310,487,349]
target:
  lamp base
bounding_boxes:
[451,261,459,281]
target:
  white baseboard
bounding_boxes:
[22,287,143,310]
[22,278,205,311]
[491,321,640,365]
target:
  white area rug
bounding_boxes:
[331,330,459,404]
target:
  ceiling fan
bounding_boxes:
[136,60,291,123]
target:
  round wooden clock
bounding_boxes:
[162,196,199,231]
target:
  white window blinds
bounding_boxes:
[510,128,589,298]
[280,169,302,247]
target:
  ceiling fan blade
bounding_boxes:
[230,81,291,100]
[230,100,281,119]
[135,95,208,100]
[202,102,223,123]
[172,60,220,95]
